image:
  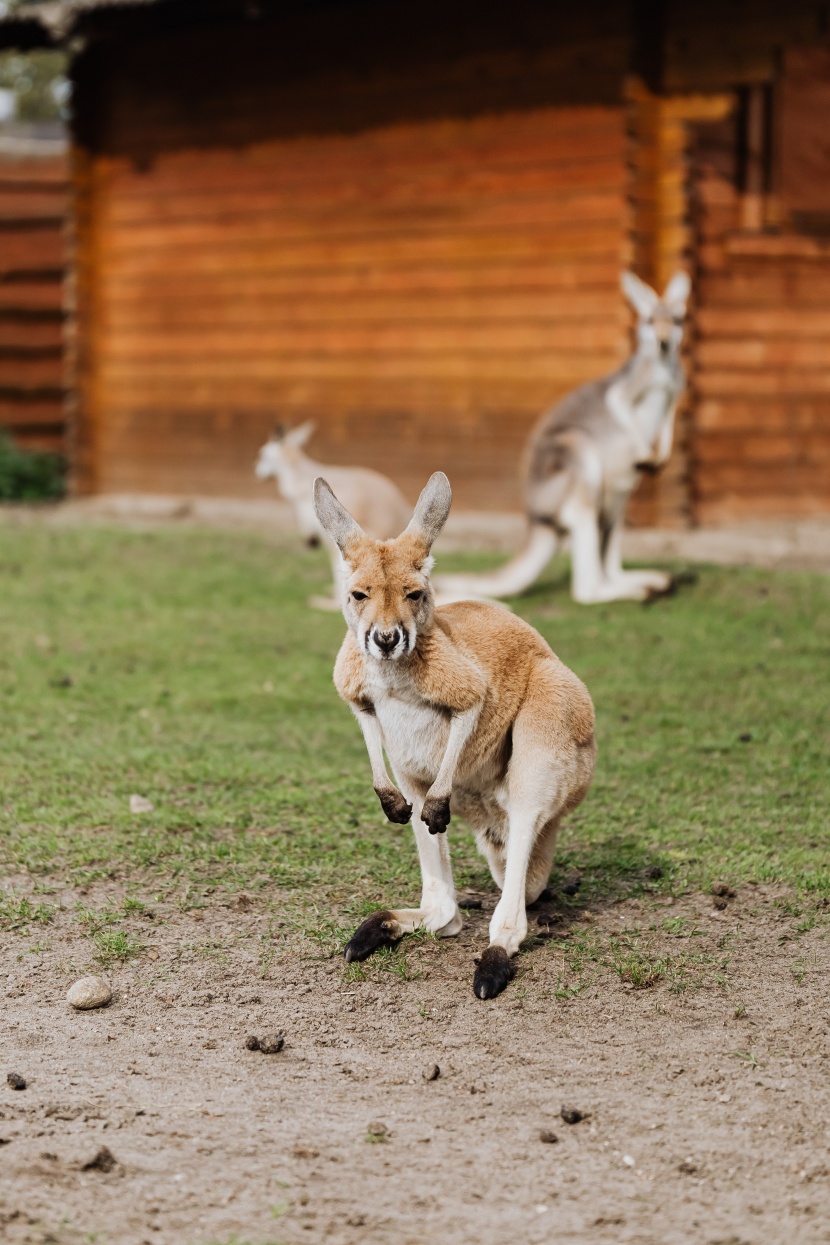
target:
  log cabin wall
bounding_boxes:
[0,144,67,455]
[691,79,830,522]
[69,1,634,508]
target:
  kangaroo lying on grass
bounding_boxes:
[255,423,411,607]
[435,271,690,605]
[313,470,596,999]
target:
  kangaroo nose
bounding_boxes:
[374,629,400,653]
[659,338,671,356]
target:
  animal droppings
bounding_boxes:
[458,897,483,910]
[366,1121,388,1138]
[712,882,736,898]
[258,1033,285,1054]
[81,1146,116,1173]
[7,1072,26,1090]
[423,1064,440,1081]
[562,873,582,896]
[560,1106,584,1124]
[244,1035,261,1051]
[539,1129,558,1144]
[738,732,753,743]
[647,865,664,879]
[67,976,113,1010]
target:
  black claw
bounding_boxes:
[421,794,451,835]
[472,946,515,1000]
[343,910,403,962]
[375,787,412,825]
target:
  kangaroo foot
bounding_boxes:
[421,794,451,835]
[344,911,403,963]
[472,945,515,1000]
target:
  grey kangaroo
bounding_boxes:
[436,271,690,604]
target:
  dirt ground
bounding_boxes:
[2,879,829,1245]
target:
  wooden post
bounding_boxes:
[627,79,732,528]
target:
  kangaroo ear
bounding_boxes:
[312,477,364,552]
[621,270,658,319]
[663,270,691,315]
[405,472,452,550]
[287,420,315,447]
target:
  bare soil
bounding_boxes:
[2,882,829,1245]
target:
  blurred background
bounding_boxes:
[0,0,829,527]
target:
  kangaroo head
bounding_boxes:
[254,421,315,482]
[621,270,690,360]
[313,471,452,661]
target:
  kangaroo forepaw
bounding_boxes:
[473,946,515,1000]
[421,794,451,835]
[374,787,413,825]
[344,911,404,963]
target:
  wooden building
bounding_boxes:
[2,0,830,523]
[0,138,67,456]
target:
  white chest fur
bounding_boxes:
[365,665,449,784]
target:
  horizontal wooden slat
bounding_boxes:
[0,398,64,425]
[0,356,63,386]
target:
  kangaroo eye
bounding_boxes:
[352,591,368,601]
[406,590,423,601]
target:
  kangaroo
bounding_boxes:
[255,423,412,607]
[313,471,596,999]
[435,271,691,605]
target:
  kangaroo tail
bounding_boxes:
[434,521,558,601]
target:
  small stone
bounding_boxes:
[244,1035,261,1051]
[129,794,154,814]
[622,1154,635,1167]
[258,1033,284,1054]
[366,1121,387,1138]
[81,1145,116,1173]
[539,1129,558,1144]
[678,1157,698,1175]
[423,1064,440,1082]
[67,975,113,1010]
[560,1106,584,1124]
[458,897,482,910]
[7,1072,26,1090]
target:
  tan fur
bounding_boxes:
[314,471,596,999]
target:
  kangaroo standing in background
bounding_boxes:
[313,471,596,999]
[255,422,411,607]
[435,271,691,605]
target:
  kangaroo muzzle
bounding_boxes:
[368,626,406,659]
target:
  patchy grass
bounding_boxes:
[0,521,828,959]
[92,927,144,965]
[0,892,53,930]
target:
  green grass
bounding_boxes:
[0,523,828,929]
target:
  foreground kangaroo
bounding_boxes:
[314,471,596,999]
[435,271,690,605]
[255,423,411,607]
